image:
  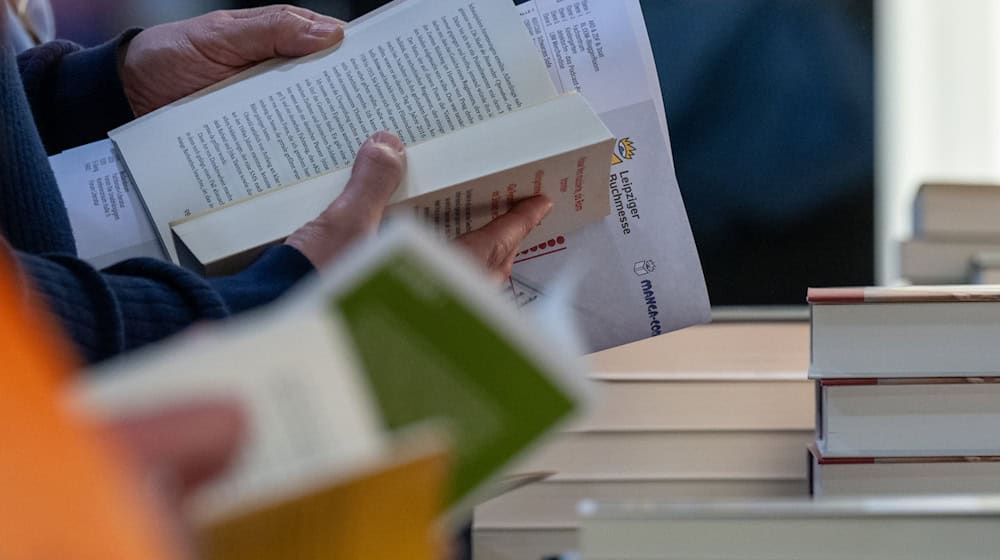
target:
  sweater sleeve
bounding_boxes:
[20,244,315,364]
[17,31,139,155]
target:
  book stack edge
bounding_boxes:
[473,322,815,560]
[808,285,1000,496]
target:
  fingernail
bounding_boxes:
[310,22,343,38]
[369,131,406,154]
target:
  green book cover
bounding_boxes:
[330,250,577,509]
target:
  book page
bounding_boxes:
[170,92,614,271]
[48,140,165,268]
[112,0,557,261]
[77,312,387,523]
[510,0,711,352]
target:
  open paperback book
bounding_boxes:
[108,0,615,273]
[76,220,589,531]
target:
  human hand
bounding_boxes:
[284,130,551,280]
[120,5,344,116]
[109,399,245,557]
[285,131,407,268]
[455,196,553,282]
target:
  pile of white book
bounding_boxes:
[808,285,1000,496]
[901,182,1000,284]
[473,321,815,560]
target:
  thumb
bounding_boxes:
[224,9,345,61]
[326,131,407,226]
[110,400,246,499]
[285,132,406,268]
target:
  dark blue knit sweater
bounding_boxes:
[1,26,315,364]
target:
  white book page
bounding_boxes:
[48,140,165,268]
[76,310,386,523]
[511,0,711,351]
[112,0,557,261]
[171,92,613,269]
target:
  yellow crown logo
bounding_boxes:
[611,137,636,165]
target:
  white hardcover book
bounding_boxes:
[913,182,1000,238]
[810,447,1000,498]
[900,239,1000,284]
[809,286,1000,377]
[819,378,1000,457]
[474,477,807,529]
[510,430,814,480]
[580,495,1000,560]
[473,528,577,560]
[573,374,814,432]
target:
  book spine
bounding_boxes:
[806,287,866,303]
[816,454,1000,465]
[820,377,1000,386]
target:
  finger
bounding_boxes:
[222,9,345,61]
[225,5,344,26]
[110,400,246,498]
[325,131,407,228]
[457,195,553,279]
[284,132,406,267]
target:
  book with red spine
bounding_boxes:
[808,285,1000,377]
[810,445,1000,497]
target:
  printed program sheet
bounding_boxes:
[511,0,711,352]
[49,140,165,268]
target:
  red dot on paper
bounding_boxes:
[557,236,565,244]
[530,246,538,252]
[548,239,556,247]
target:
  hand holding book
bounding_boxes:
[108,399,245,554]
[284,131,407,268]
[120,6,346,116]
[283,129,555,280]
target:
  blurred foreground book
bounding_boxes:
[78,220,588,557]
[0,249,173,559]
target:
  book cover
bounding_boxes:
[203,434,448,560]
[810,444,1000,465]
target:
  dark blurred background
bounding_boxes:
[51,0,875,306]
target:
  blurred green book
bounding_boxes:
[78,220,588,554]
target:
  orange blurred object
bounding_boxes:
[0,245,178,559]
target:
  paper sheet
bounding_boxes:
[511,0,711,352]
[48,140,165,268]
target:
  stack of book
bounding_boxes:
[902,182,1000,284]
[808,285,1000,497]
[474,321,816,560]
